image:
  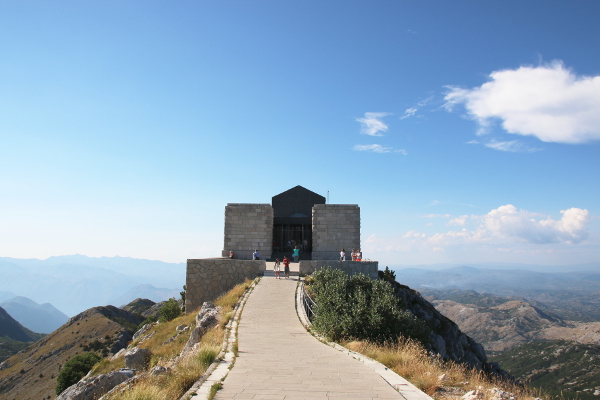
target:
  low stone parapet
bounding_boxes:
[299,260,378,279]
[186,258,264,313]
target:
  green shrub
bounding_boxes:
[158,298,182,323]
[55,352,102,394]
[310,268,430,345]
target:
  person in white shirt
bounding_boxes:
[340,249,346,261]
[252,250,260,260]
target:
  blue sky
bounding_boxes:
[1,1,599,268]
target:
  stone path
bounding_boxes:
[213,262,428,400]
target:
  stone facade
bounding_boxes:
[222,203,273,260]
[312,204,360,260]
[299,260,378,279]
[186,259,264,313]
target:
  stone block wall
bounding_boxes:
[222,203,273,260]
[312,204,360,260]
[186,258,264,313]
[299,260,379,279]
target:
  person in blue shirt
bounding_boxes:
[292,246,300,262]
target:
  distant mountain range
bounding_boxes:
[0,296,69,334]
[394,266,600,321]
[0,300,150,400]
[0,255,185,316]
[0,306,46,362]
[422,288,600,354]
[391,262,600,273]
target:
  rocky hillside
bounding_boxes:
[385,275,503,375]
[422,289,600,354]
[490,340,600,400]
[0,305,145,400]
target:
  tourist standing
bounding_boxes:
[274,258,281,279]
[340,249,346,261]
[292,246,300,262]
[229,250,234,259]
[357,249,362,261]
[253,249,260,260]
[351,248,357,261]
[283,256,290,279]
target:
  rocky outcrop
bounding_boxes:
[124,347,151,370]
[110,329,133,354]
[120,298,156,316]
[388,278,504,375]
[55,370,130,400]
[180,302,221,356]
[66,305,144,329]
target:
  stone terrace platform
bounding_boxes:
[213,262,431,400]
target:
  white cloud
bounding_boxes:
[445,61,600,144]
[403,230,427,239]
[484,139,540,153]
[356,112,391,136]
[483,204,590,244]
[400,107,418,119]
[393,205,590,249]
[423,214,452,219]
[353,144,407,154]
[448,215,468,226]
[353,144,392,153]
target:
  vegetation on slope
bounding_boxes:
[490,340,600,400]
[56,352,102,394]
[100,278,253,400]
[307,269,545,400]
[308,268,430,344]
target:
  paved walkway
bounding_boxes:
[214,262,406,400]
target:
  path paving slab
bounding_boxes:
[214,265,411,400]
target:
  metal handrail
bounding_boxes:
[300,281,317,322]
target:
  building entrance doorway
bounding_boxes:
[273,224,312,254]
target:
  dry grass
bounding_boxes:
[343,339,546,400]
[91,354,125,375]
[102,279,254,400]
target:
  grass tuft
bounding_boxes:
[344,339,547,399]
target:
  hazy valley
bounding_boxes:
[394,266,600,399]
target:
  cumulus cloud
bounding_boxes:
[423,214,452,218]
[356,112,391,136]
[445,61,600,144]
[448,215,468,226]
[406,205,590,247]
[483,204,590,244]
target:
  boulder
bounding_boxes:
[111,348,126,361]
[180,302,221,356]
[55,370,130,400]
[150,365,171,376]
[462,390,485,400]
[132,323,154,341]
[124,347,151,370]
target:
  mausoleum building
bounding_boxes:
[222,186,360,260]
